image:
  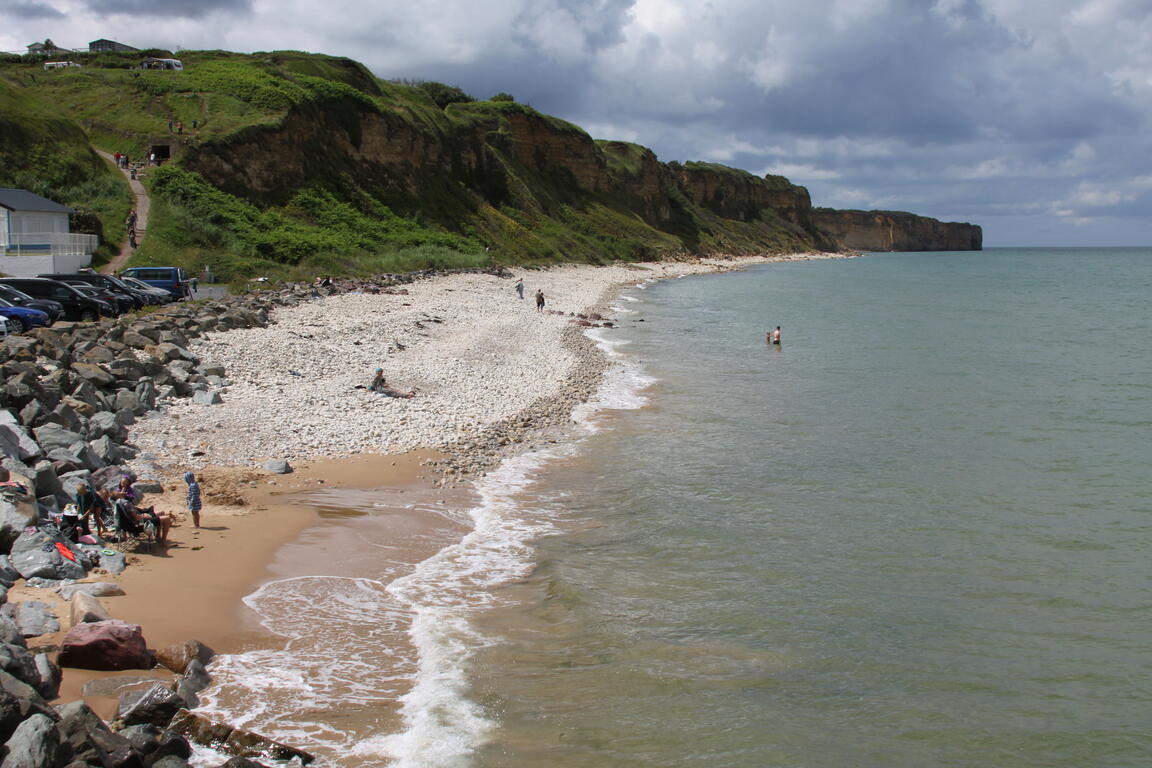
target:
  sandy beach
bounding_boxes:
[37,254,838,731]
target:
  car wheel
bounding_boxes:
[80,309,98,322]
[6,317,25,334]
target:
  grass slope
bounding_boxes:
[1,49,825,280]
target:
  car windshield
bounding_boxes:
[0,287,27,303]
[69,284,98,296]
[0,298,14,308]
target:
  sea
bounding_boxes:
[196,247,1152,768]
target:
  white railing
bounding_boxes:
[3,231,99,258]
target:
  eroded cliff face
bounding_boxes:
[501,111,610,193]
[677,166,813,228]
[185,99,457,206]
[182,92,977,255]
[813,209,982,251]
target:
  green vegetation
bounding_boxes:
[0,48,833,281]
[0,80,130,264]
[138,166,484,281]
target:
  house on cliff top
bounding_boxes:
[0,189,96,276]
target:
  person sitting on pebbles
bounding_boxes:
[370,368,416,398]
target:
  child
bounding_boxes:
[184,471,202,528]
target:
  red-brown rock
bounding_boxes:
[57,620,152,670]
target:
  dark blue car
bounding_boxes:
[0,298,51,334]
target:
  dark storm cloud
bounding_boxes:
[5,2,65,19]
[81,0,249,18]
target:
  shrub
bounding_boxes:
[415,81,475,109]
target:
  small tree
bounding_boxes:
[490,92,515,102]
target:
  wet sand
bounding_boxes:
[36,451,447,719]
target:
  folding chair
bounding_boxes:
[107,501,157,553]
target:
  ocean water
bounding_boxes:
[200,248,1152,768]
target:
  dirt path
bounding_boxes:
[95,149,151,274]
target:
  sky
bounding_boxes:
[4,0,1151,246]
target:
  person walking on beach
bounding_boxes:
[515,278,524,299]
[184,471,202,528]
[535,289,545,311]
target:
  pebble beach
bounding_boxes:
[127,256,838,481]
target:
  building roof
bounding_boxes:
[0,189,73,214]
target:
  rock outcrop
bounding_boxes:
[812,208,982,251]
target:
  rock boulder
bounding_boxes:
[57,620,152,671]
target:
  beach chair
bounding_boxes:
[107,500,157,553]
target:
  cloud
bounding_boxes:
[1,0,1150,245]
[80,0,250,18]
[4,2,65,20]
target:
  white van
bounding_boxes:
[43,61,81,70]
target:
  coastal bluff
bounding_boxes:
[0,50,982,273]
[812,208,983,251]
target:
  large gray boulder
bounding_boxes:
[0,414,40,464]
[9,532,82,584]
[27,463,61,503]
[31,654,58,701]
[0,499,37,555]
[0,713,60,768]
[112,389,143,415]
[69,362,115,389]
[54,701,130,767]
[118,683,186,727]
[0,686,23,744]
[85,412,122,441]
[87,436,120,465]
[261,460,291,475]
[117,724,191,765]
[30,425,83,455]
[0,602,59,638]
[66,440,104,470]
[0,617,23,649]
[0,643,39,689]
[0,558,20,588]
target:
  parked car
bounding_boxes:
[0,284,65,323]
[0,316,7,337]
[0,298,52,334]
[65,283,132,315]
[39,272,152,309]
[119,276,176,304]
[0,277,114,322]
[119,267,189,300]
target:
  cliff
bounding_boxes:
[0,49,979,279]
[812,209,982,252]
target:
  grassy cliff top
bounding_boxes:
[1,49,831,280]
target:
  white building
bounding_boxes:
[0,189,97,276]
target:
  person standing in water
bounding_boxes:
[771,326,782,345]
